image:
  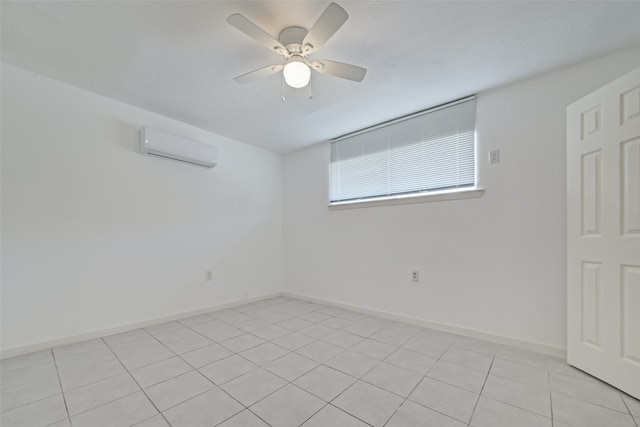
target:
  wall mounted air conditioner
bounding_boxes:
[139,127,218,168]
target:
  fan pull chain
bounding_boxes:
[281,73,286,102]
[307,77,313,101]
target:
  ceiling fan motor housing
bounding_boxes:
[278,26,308,55]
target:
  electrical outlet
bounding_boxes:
[411,270,420,282]
[489,149,500,164]
[205,271,213,281]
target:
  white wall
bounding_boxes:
[283,46,640,350]
[1,64,283,351]
[3,46,640,355]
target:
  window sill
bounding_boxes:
[328,188,484,210]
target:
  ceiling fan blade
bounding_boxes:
[234,64,284,84]
[227,14,288,57]
[302,3,348,55]
[309,60,366,82]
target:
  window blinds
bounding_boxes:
[330,97,476,203]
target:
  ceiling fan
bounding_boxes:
[226,3,366,89]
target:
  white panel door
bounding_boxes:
[567,66,640,399]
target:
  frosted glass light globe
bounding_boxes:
[283,60,311,88]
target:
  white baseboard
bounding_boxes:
[284,292,567,358]
[2,291,566,360]
[0,292,283,360]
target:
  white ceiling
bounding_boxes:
[2,1,640,153]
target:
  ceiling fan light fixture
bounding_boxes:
[283,57,311,88]
[228,4,366,88]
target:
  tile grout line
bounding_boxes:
[253,321,384,426]
[0,374,66,415]
[50,348,72,426]
[219,326,348,424]
[549,381,638,416]
[380,339,471,427]
[209,308,340,425]
[144,313,278,424]
[383,346,437,427]
[475,354,559,422]
[99,336,173,427]
[464,349,494,427]
[619,391,640,427]
[210,402,270,427]
[326,403,375,427]
[282,388,329,427]
[548,364,557,427]
[200,316,325,424]
[125,326,270,424]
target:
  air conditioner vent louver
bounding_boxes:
[139,127,218,168]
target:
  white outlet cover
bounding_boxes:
[489,149,500,164]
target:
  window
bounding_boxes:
[329,96,477,205]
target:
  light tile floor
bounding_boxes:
[1,296,639,427]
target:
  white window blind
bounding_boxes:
[330,97,476,203]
